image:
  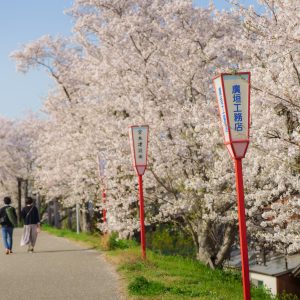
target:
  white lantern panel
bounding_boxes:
[98,158,107,177]
[129,126,149,167]
[223,74,250,141]
[213,76,230,143]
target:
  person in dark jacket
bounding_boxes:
[20,197,40,252]
[0,197,17,254]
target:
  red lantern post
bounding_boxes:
[129,125,149,260]
[213,72,251,300]
[97,154,107,224]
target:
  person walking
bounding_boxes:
[20,197,40,252]
[0,197,18,254]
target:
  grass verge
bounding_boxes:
[42,226,276,300]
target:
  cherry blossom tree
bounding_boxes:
[68,0,245,266]
[11,36,106,230]
[10,0,300,267]
[0,115,39,205]
[232,0,300,255]
[11,0,246,267]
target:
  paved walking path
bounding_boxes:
[0,228,124,300]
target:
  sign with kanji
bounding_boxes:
[129,125,149,175]
[213,76,230,143]
[213,72,252,299]
[213,72,250,158]
[97,157,107,178]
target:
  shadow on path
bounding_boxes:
[15,247,96,254]
[0,229,123,299]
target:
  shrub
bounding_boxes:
[128,276,167,295]
[147,223,196,257]
[107,232,136,250]
[277,291,299,300]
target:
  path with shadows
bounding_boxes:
[0,228,123,300]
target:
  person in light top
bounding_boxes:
[20,197,40,252]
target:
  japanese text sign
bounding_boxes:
[213,76,230,142]
[213,73,250,142]
[97,156,107,178]
[213,72,251,159]
[129,125,149,175]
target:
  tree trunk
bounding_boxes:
[76,203,80,233]
[214,223,236,267]
[68,208,73,230]
[17,177,22,224]
[35,193,40,214]
[196,221,215,269]
[47,201,53,226]
[53,200,60,228]
[196,221,237,269]
[24,179,28,199]
[80,203,90,232]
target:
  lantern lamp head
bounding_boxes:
[129,125,149,175]
[213,72,251,159]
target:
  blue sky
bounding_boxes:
[0,0,73,119]
[0,0,259,119]
[193,0,258,10]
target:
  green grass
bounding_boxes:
[42,226,275,300]
[116,249,274,300]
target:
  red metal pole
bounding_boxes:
[102,190,106,223]
[234,158,251,300]
[138,174,146,260]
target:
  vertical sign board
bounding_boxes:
[213,73,250,158]
[129,126,149,175]
[98,157,107,178]
[97,155,108,224]
[213,72,251,300]
[213,76,230,144]
[129,125,149,260]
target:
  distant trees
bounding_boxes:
[0,116,40,220]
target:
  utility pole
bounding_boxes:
[76,202,80,234]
